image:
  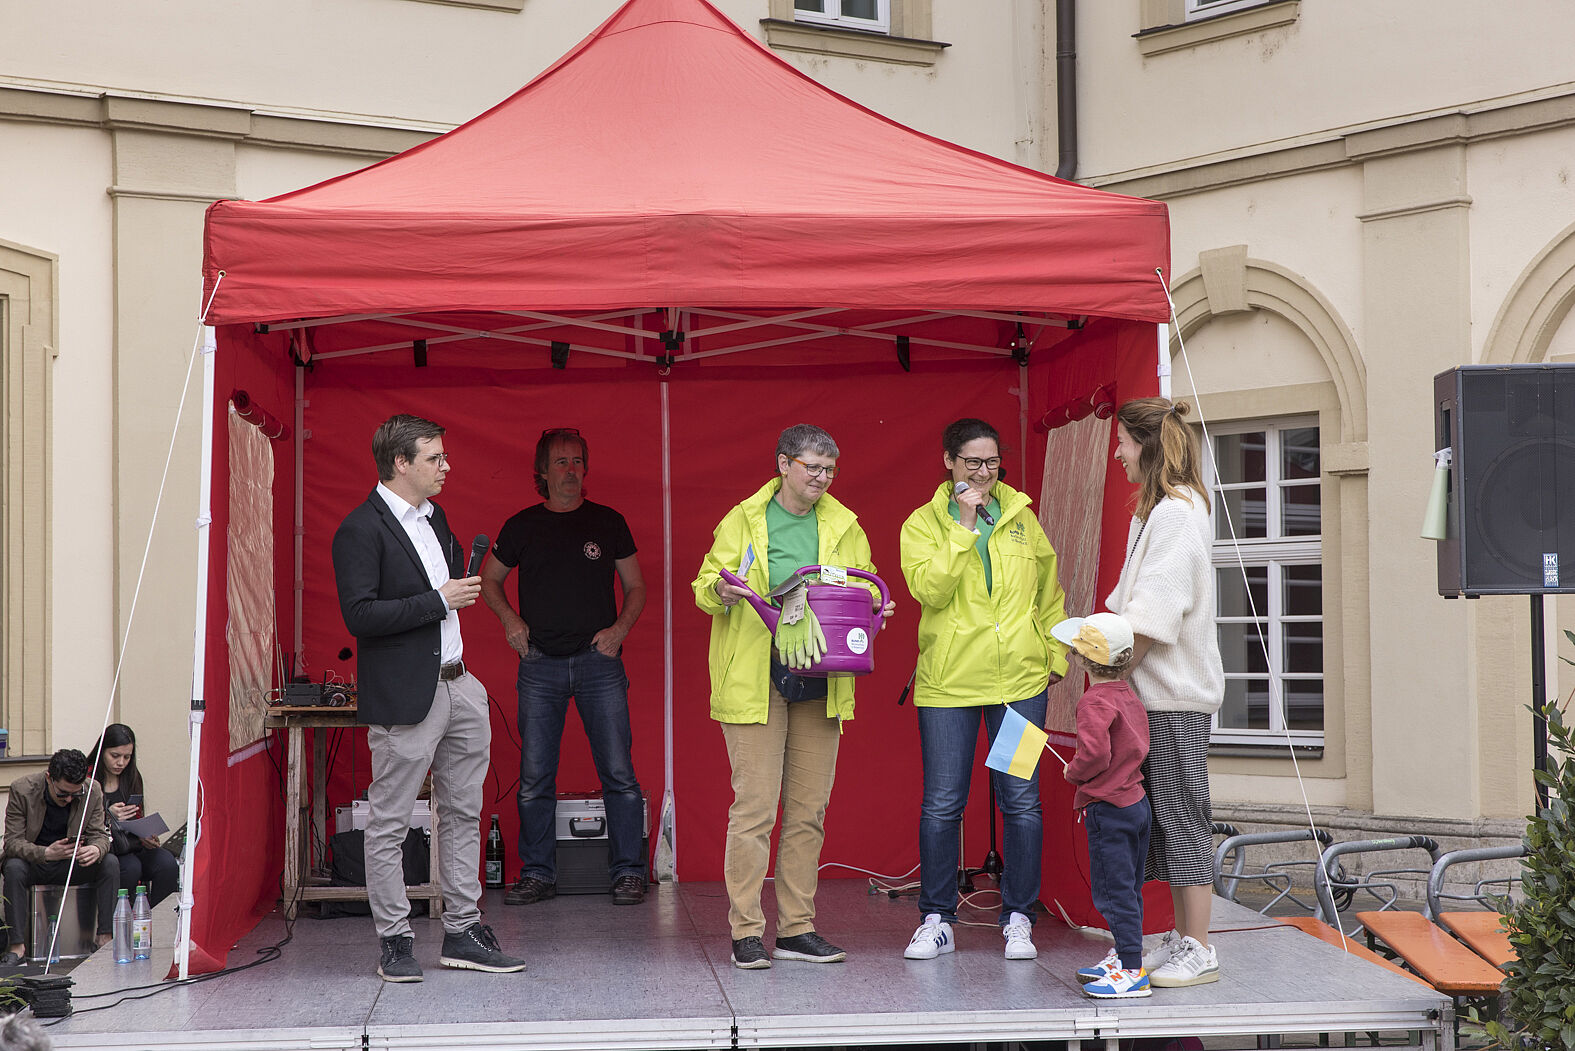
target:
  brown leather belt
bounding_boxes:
[438,660,466,681]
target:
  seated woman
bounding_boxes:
[87,724,179,907]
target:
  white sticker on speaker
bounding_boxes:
[846,628,869,655]
[1545,553,1559,587]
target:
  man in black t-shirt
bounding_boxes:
[481,427,648,907]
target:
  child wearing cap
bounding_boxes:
[1050,611,1153,999]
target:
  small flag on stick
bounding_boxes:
[985,706,1069,780]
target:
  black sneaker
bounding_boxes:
[440,923,526,973]
[378,934,423,983]
[504,874,556,905]
[773,931,847,963]
[611,873,646,905]
[730,936,771,970]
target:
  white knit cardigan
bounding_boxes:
[1105,488,1225,715]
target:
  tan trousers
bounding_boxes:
[720,686,840,940]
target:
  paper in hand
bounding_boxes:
[119,812,170,839]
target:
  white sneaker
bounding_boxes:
[1002,912,1037,960]
[1076,947,1121,984]
[1142,929,1181,972]
[904,914,954,960]
[1148,935,1220,988]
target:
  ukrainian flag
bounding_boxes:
[985,707,1049,781]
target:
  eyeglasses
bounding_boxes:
[958,457,1002,471]
[50,780,85,800]
[421,452,449,466]
[791,457,839,479]
[541,427,581,438]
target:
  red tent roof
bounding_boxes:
[201,0,1169,356]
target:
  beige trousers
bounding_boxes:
[720,685,841,940]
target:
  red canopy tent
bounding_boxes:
[187,0,1171,975]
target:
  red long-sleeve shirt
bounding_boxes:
[1063,680,1150,810]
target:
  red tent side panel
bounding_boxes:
[188,325,296,973]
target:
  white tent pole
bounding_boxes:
[1157,322,1171,399]
[655,380,678,880]
[177,325,217,980]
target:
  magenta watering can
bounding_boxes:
[718,564,889,677]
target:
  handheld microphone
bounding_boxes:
[467,534,490,577]
[954,481,994,525]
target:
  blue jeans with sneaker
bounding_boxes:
[1085,796,1151,971]
[916,691,1047,926]
[516,645,645,883]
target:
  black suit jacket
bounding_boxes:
[332,489,465,726]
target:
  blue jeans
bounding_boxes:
[917,691,1047,925]
[516,646,644,883]
[1085,797,1151,970]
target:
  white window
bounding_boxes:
[1186,0,1271,19]
[1207,418,1323,748]
[794,0,890,33]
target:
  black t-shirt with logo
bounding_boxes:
[493,501,637,657]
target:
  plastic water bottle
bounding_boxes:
[484,815,505,889]
[45,916,59,964]
[131,885,152,960]
[113,889,132,964]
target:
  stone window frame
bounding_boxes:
[1136,0,1300,58]
[761,0,947,67]
[0,238,56,762]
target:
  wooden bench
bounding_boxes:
[1355,910,1505,996]
[1276,915,1431,987]
[1437,911,1515,970]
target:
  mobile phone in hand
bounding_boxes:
[128,794,143,816]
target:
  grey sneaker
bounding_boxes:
[731,936,771,969]
[1142,928,1181,972]
[773,931,846,963]
[378,934,423,983]
[504,874,556,905]
[1149,935,1220,988]
[439,923,526,973]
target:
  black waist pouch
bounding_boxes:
[769,654,828,702]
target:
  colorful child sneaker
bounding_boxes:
[1076,947,1121,984]
[903,914,954,960]
[1149,935,1220,988]
[1142,928,1181,972]
[1084,967,1152,999]
[1002,912,1037,960]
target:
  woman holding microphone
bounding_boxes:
[1107,397,1225,988]
[899,418,1068,961]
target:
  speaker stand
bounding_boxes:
[1531,595,1551,810]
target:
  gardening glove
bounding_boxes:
[785,605,827,670]
[775,610,810,669]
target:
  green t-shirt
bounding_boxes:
[765,496,819,592]
[948,495,1001,593]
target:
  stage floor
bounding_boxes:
[46,881,1453,1050]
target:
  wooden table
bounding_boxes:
[265,706,443,921]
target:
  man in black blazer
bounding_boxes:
[332,413,524,983]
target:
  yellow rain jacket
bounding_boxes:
[900,480,1068,707]
[692,478,878,725]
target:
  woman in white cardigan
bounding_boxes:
[1107,397,1225,989]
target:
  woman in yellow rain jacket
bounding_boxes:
[898,417,1068,963]
[692,424,892,972]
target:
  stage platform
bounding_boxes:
[45,881,1454,1050]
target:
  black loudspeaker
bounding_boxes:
[1435,364,1575,596]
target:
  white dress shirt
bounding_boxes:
[377,483,463,664]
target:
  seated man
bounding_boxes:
[2,749,119,964]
